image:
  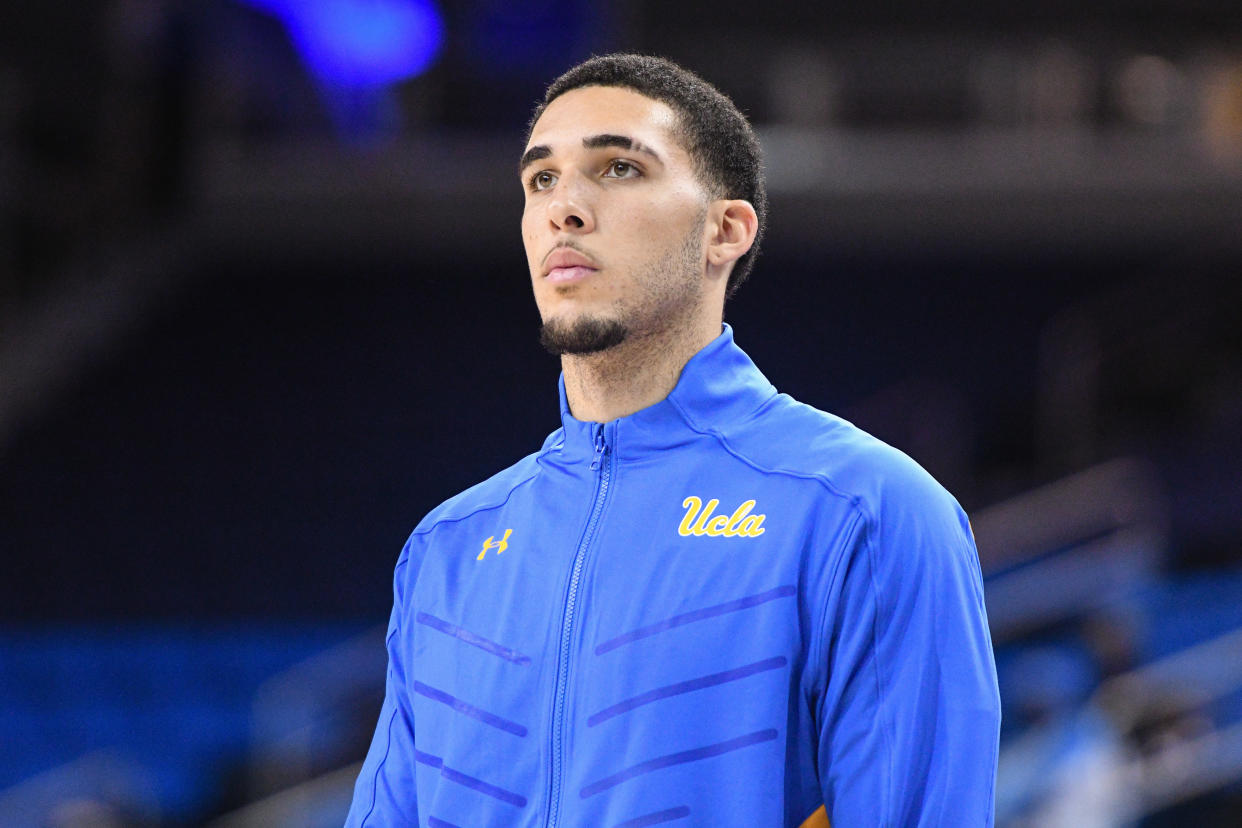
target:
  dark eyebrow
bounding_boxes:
[581,134,662,163]
[519,144,551,174]
[519,134,662,175]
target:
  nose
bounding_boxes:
[546,170,595,233]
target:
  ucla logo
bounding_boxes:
[678,497,766,538]
[478,528,512,560]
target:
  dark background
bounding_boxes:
[0,1,1240,824]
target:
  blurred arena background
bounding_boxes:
[1,1,1240,825]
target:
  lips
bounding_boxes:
[543,247,598,283]
[546,266,596,284]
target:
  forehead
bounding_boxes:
[527,85,683,156]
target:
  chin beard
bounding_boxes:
[539,316,629,355]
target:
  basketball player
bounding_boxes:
[347,53,1000,827]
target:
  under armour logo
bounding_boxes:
[478,528,512,560]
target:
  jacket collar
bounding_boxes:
[552,324,779,464]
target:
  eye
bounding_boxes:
[604,160,640,179]
[528,170,557,191]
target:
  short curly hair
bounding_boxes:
[528,54,767,299]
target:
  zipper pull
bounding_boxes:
[589,426,607,470]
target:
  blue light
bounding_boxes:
[243,0,444,89]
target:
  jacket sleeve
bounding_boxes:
[345,534,424,827]
[816,480,1001,827]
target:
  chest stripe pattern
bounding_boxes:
[426,817,463,828]
[580,728,779,798]
[594,584,796,655]
[612,805,692,827]
[415,611,533,665]
[587,656,788,727]
[413,749,528,807]
[412,680,529,737]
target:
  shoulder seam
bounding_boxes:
[359,702,398,826]
[813,507,868,720]
[412,468,541,536]
[859,517,896,822]
[666,394,875,524]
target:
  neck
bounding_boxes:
[562,314,721,423]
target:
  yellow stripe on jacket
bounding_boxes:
[799,804,829,828]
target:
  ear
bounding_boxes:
[705,199,758,275]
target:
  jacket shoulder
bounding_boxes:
[410,443,547,535]
[722,394,965,526]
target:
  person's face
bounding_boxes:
[520,85,711,354]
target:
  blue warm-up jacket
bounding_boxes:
[346,325,1000,827]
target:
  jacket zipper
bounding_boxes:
[547,423,612,827]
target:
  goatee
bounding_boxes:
[539,316,628,355]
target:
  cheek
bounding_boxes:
[637,193,699,233]
[521,221,541,270]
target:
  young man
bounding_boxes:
[347,54,1000,827]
